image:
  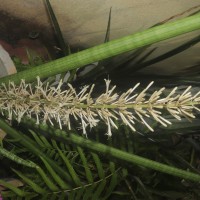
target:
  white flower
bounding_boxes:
[0,77,200,136]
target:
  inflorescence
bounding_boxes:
[0,77,200,136]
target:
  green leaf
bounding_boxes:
[39,135,52,148]
[104,7,112,43]
[45,0,69,56]
[133,34,200,72]
[36,165,59,191]
[104,162,119,198]
[77,147,93,183]
[29,129,45,147]
[92,179,107,199]
[39,156,70,190]
[0,145,36,168]
[12,169,47,194]
[57,147,82,186]
[91,152,105,179]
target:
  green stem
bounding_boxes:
[22,118,200,182]
[0,14,200,85]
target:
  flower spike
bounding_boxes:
[0,78,200,136]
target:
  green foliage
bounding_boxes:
[0,116,200,199]
[1,125,126,199]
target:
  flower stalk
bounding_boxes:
[0,77,200,136]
